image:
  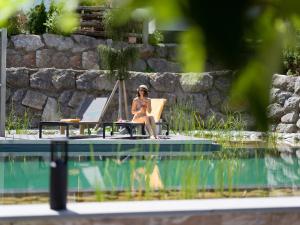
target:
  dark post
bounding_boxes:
[50,140,68,210]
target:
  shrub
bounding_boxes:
[282,47,300,75]
[27,1,47,34]
[44,1,70,35]
[7,11,28,36]
[149,30,164,45]
[79,0,106,6]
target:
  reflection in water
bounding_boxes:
[1,148,300,202]
[132,164,164,191]
[265,147,300,189]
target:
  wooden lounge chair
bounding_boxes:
[102,98,169,138]
[39,97,108,138]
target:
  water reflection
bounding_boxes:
[265,147,300,189]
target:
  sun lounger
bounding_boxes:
[39,97,108,138]
[103,98,169,138]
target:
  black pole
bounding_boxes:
[50,140,68,210]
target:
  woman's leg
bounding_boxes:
[132,116,155,138]
[148,116,158,138]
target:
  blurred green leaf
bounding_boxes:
[178,27,205,72]
[55,0,80,34]
[0,0,32,26]
[57,11,79,33]
[231,11,283,131]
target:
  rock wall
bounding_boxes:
[5,68,232,128]
[7,34,181,72]
[269,74,300,133]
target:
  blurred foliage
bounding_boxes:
[148,30,164,45]
[46,0,79,34]
[0,0,32,27]
[44,0,74,35]
[27,1,47,34]
[6,11,27,36]
[116,0,300,131]
[79,0,107,6]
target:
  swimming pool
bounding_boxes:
[1,143,300,204]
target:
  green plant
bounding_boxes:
[6,100,31,134]
[79,0,106,6]
[98,45,138,81]
[27,1,47,34]
[166,100,199,135]
[282,47,300,76]
[149,30,164,45]
[6,11,27,36]
[44,1,71,35]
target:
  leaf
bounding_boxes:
[178,27,206,72]
[0,0,32,26]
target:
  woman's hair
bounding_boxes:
[137,87,148,97]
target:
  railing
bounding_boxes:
[0,28,7,137]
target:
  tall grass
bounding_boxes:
[6,100,31,134]
[166,100,247,146]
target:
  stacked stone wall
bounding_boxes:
[269,74,300,132]
[6,68,232,128]
[7,34,181,72]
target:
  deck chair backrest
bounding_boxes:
[79,97,108,122]
[147,98,167,123]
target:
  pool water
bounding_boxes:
[1,148,300,198]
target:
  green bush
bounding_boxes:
[149,30,164,45]
[79,0,106,6]
[282,47,300,76]
[27,1,47,34]
[7,11,27,36]
[44,1,71,35]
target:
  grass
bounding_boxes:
[6,101,31,135]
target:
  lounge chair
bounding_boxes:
[102,98,169,138]
[39,97,108,138]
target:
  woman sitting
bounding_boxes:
[131,85,158,139]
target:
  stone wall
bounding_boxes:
[7,34,181,72]
[269,74,300,133]
[5,68,232,128]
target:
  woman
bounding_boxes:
[131,85,158,139]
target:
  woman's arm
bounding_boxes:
[131,100,138,115]
[146,98,151,113]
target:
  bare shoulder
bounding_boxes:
[133,97,139,102]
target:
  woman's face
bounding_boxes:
[139,88,146,96]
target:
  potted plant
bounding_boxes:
[98,9,139,120]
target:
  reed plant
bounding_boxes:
[166,99,247,146]
[6,100,31,134]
